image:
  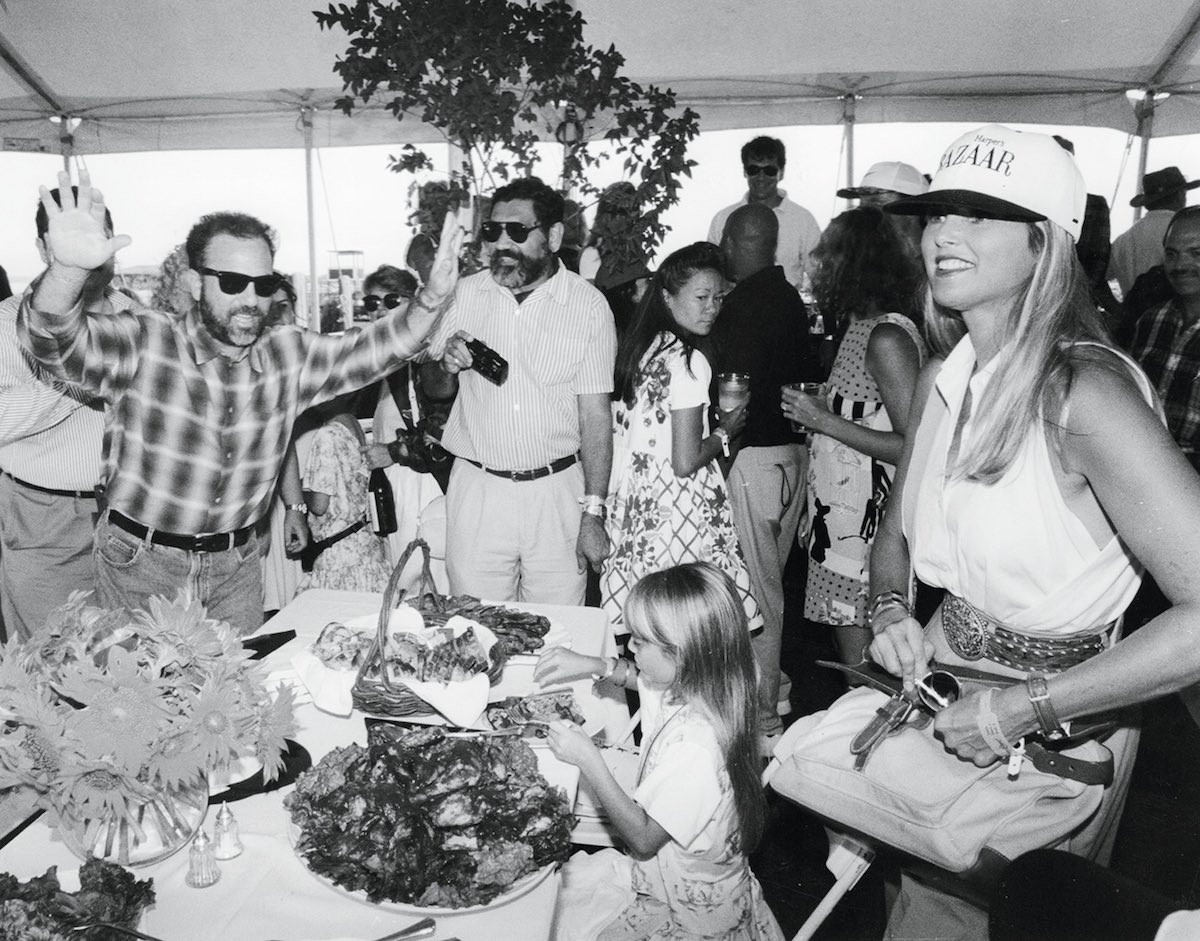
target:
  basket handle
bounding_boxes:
[373,538,444,690]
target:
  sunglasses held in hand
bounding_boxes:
[199,268,284,297]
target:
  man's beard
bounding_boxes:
[198,296,266,348]
[489,248,552,291]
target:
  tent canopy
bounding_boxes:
[3,0,1200,155]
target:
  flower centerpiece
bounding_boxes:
[0,590,296,866]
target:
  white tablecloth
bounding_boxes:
[0,589,628,941]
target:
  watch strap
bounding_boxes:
[1026,673,1067,741]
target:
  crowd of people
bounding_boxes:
[3,125,1200,940]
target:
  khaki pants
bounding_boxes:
[727,444,808,726]
[445,458,586,605]
[0,473,97,641]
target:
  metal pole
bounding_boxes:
[1133,94,1156,223]
[842,94,857,195]
[302,107,320,329]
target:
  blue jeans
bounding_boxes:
[93,511,264,635]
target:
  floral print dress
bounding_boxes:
[299,421,391,593]
[603,335,760,632]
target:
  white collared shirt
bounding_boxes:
[429,266,617,470]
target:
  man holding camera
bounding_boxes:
[434,177,616,605]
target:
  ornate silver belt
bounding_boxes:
[941,594,1111,673]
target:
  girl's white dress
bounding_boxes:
[555,685,784,941]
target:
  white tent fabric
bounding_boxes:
[3,0,1200,155]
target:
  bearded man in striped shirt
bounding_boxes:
[433,177,617,605]
[19,169,465,634]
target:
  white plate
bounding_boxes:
[288,742,578,914]
[574,747,639,818]
[288,819,555,915]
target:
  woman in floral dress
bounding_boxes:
[781,207,925,664]
[299,392,392,593]
[603,242,760,634]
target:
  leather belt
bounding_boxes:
[942,594,1111,673]
[4,471,97,500]
[462,452,579,482]
[108,509,253,553]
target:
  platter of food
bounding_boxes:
[284,725,577,914]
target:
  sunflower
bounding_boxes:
[72,688,164,769]
[182,681,243,769]
[55,757,156,823]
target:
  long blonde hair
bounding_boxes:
[623,563,765,853]
[923,221,1110,483]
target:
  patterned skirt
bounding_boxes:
[602,452,761,633]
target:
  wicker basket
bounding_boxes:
[351,538,505,718]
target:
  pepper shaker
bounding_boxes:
[212,803,243,860]
[185,828,222,888]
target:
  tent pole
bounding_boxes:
[302,107,319,330]
[1133,94,1157,222]
[842,94,857,195]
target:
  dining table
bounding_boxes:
[0,588,630,941]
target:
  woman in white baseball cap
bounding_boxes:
[857,125,1200,937]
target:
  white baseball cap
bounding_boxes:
[886,125,1086,241]
[837,161,928,199]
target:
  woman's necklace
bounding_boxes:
[636,702,688,786]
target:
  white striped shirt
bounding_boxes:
[0,288,130,489]
[430,266,616,470]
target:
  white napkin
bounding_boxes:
[397,614,496,728]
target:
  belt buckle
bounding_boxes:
[944,596,988,661]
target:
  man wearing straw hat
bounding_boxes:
[1109,166,1200,295]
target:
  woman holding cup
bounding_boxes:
[602,242,761,636]
[781,206,924,665]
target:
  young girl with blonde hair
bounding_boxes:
[539,562,783,940]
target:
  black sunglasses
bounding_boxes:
[200,267,283,298]
[362,292,411,313]
[745,164,781,178]
[480,221,542,244]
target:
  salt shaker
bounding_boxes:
[185,828,221,888]
[212,803,243,860]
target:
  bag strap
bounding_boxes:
[300,518,367,572]
[384,368,418,434]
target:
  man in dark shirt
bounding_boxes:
[714,203,809,746]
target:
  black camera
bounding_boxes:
[465,338,509,386]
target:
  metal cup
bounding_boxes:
[717,372,751,412]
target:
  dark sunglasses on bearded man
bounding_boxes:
[479,220,544,244]
[199,267,284,298]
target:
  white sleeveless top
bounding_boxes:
[902,337,1158,637]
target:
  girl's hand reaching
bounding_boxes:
[534,647,603,686]
[546,719,601,769]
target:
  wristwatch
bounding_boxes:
[285,502,308,514]
[579,494,608,521]
[1025,674,1067,741]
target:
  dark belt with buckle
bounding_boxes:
[4,471,98,500]
[462,452,579,482]
[108,509,253,553]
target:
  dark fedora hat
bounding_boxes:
[1130,166,1200,208]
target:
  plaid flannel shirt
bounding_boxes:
[1131,298,1200,471]
[19,298,427,535]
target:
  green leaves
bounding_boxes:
[316,0,700,256]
